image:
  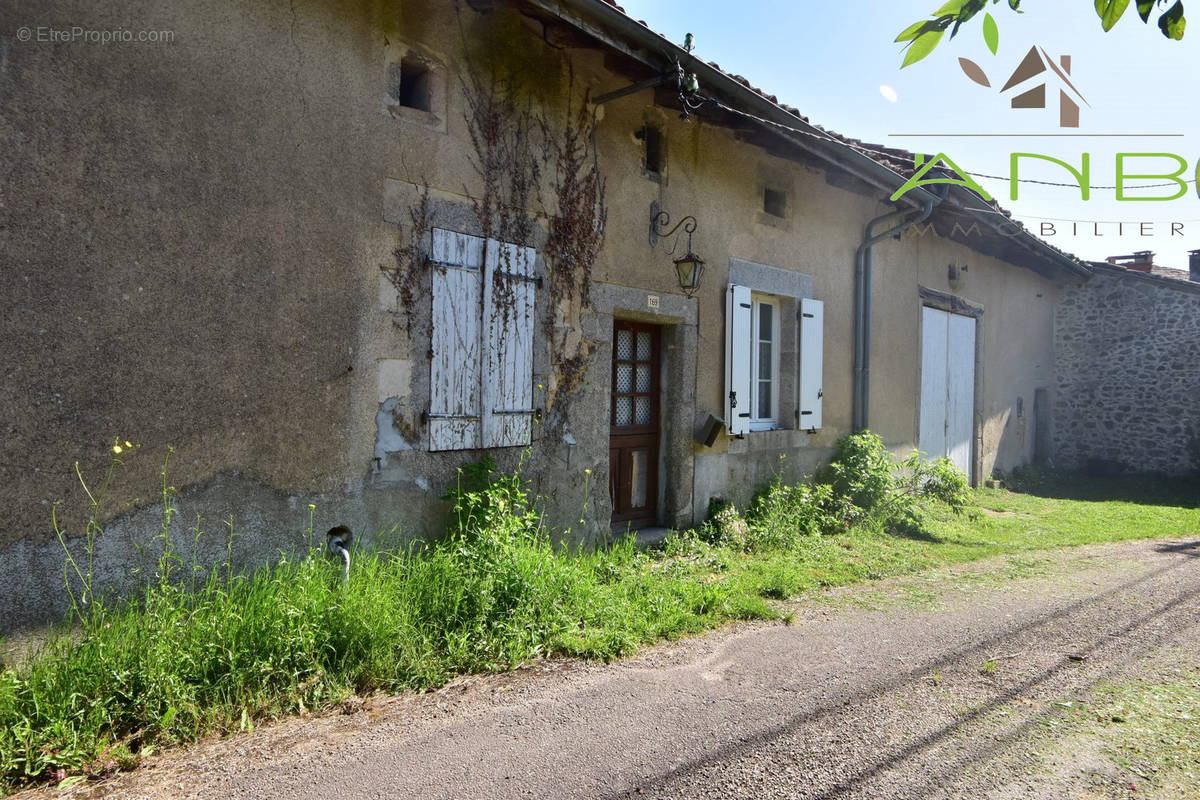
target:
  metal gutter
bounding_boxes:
[941,189,1093,280]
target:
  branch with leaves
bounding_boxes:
[898,0,1186,67]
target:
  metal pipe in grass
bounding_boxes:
[325,526,353,585]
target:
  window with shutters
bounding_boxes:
[725,283,823,437]
[428,228,536,452]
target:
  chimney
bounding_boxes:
[1190,249,1200,282]
[1109,251,1154,272]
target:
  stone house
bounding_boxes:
[2,0,1090,631]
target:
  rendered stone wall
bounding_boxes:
[1054,267,1200,475]
[1,0,1069,634]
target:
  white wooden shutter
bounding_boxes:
[429,229,485,451]
[483,239,536,448]
[725,284,753,436]
[798,297,824,431]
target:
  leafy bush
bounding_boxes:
[819,431,895,514]
[819,431,970,526]
[748,478,845,547]
[443,456,541,543]
[703,503,750,549]
[899,451,970,513]
[691,434,972,560]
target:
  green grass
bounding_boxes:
[1040,661,1200,796]
[0,460,1197,794]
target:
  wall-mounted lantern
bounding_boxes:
[650,201,705,297]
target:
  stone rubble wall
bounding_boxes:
[1054,268,1200,475]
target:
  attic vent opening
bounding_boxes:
[391,57,432,112]
[763,188,787,218]
[637,125,664,178]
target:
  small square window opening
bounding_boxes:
[638,125,664,177]
[390,58,432,112]
[763,188,787,218]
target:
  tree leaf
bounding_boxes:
[896,20,931,42]
[983,12,1000,54]
[1137,0,1155,22]
[1009,0,1022,8]
[902,29,944,67]
[935,0,967,15]
[960,0,990,19]
[959,57,992,86]
[1094,0,1131,31]
[1158,0,1186,38]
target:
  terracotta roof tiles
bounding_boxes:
[581,0,1087,273]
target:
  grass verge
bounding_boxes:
[1039,655,1200,797]
[0,447,1197,794]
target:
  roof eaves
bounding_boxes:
[534,0,1090,280]
[527,0,940,209]
[1090,260,1200,292]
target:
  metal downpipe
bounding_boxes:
[853,208,908,433]
[853,189,945,432]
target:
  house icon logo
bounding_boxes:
[959,45,1089,128]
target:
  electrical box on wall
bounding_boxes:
[697,414,724,447]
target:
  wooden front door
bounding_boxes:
[609,321,661,530]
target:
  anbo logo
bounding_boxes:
[889,1,1195,230]
[889,30,1198,205]
[957,46,1089,128]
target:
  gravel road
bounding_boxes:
[28,537,1200,800]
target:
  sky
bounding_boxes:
[617,0,1200,272]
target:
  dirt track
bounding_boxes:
[28,537,1200,800]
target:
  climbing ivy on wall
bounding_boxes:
[543,76,606,415]
[386,186,431,337]
[382,5,607,427]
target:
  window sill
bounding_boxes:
[386,103,447,133]
[754,211,792,232]
[726,428,814,454]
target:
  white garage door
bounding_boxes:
[919,306,976,480]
